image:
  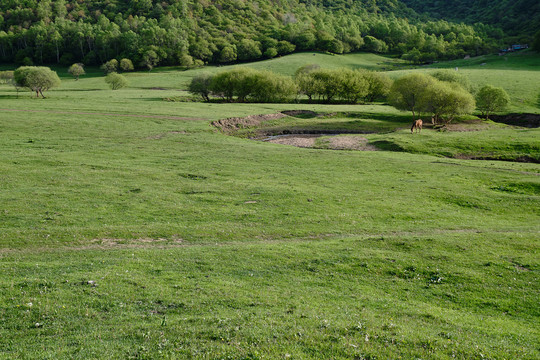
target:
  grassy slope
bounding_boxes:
[0,52,539,359]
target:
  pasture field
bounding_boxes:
[0,52,539,359]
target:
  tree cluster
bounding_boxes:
[388,72,476,124]
[189,66,392,104]
[402,0,540,39]
[0,0,505,68]
[190,68,296,103]
[295,66,392,103]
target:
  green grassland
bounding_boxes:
[0,52,539,358]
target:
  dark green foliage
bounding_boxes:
[533,30,540,52]
[188,72,213,101]
[403,0,540,37]
[0,0,505,67]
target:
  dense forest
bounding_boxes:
[402,0,540,39]
[0,0,527,68]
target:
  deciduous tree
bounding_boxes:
[13,66,61,98]
[68,63,85,80]
[475,85,510,120]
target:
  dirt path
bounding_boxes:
[1,108,206,121]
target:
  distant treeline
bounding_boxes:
[402,0,540,39]
[0,0,506,68]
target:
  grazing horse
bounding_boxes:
[411,119,423,133]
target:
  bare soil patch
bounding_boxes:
[327,136,378,151]
[265,134,320,147]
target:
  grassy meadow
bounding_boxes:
[0,51,539,359]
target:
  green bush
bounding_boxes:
[68,63,85,80]
[105,72,128,90]
[475,85,510,119]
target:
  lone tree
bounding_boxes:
[68,63,85,80]
[475,85,510,120]
[13,66,61,98]
[105,72,128,90]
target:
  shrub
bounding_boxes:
[105,72,128,90]
[101,59,118,74]
[119,58,134,72]
[68,63,85,80]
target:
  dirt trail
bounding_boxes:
[1,108,206,121]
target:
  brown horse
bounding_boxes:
[411,119,423,133]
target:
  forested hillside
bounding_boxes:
[402,0,540,39]
[0,0,512,67]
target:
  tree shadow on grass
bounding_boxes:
[340,111,413,123]
[0,94,21,99]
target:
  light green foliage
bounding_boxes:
[100,59,118,74]
[13,66,61,98]
[249,70,297,102]
[335,69,369,103]
[209,68,295,103]
[219,45,237,63]
[476,85,511,119]
[276,40,296,55]
[420,80,476,124]
[210,68,252,101]
[362,71,393,102]
[264,47,278,59]
[389,73,475,123]
[67,63,85,80]
[431,69,472,92]
[0,70,14,84]
[388,73,435,120]
[104,72,128,90]
[188,72,213,101]
[119,58,134,72]
[296,67,372,104]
